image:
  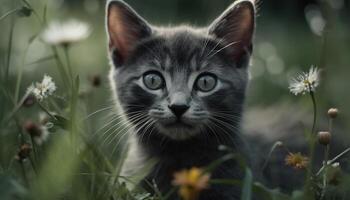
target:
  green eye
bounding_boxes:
[143,72,164,90]
[196,74,217,92]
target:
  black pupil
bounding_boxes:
[203,78,208,88]
[151,76,155,85]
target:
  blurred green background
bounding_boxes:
[0,0,350,199]
[1,0,349,115]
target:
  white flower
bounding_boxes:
[27,75,57,101]
[41,19,91,45]
[34,125,50,145]
[288,66,320,95]
[331,162,340,168]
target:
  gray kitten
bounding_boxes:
[106,0,256,199]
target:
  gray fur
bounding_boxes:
[106,0,256,199]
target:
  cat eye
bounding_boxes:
[195,73,217,92]
[143,71,164,90]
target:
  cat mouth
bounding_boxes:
[163,120,194,129]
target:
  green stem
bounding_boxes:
[38,102,57,120]
[29,156,38,175]
[19,161,29,187]
[51,46,70,90]
[0,7,21,22]
[322,145,330,197]
[310,91,317,135]
[4,92,30,123]
[5,17,15,82]
[316,147,350,176]
[30,136,38,162]
[14,44,30,103]
[304,90,317,198]
[63,45,74,85]
[261,141,284,171]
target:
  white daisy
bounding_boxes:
[289,66,320,95]
[27,75,57,101]
[41,19,91,46]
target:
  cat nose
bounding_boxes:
[168,104,189,118]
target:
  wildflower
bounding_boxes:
[27,74,57,101]
[327,108,339,119]
[285,152,309,169]
[41,19,91,46]
[24,120,50,145]
[15,143,32,162]
[172,167,210,200]
[288,66,320,95]
[317,131,331,146]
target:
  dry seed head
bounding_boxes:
[15,143,32,161]
[318,131,331,145]
[327,108,338,119]
[24,120,42,137]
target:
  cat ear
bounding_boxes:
[209,0,256,61]
[106,0,152,65]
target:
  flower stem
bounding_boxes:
[321,118,334,198]
[30,136,38,161]
[63,45,74,86]
[0,7,21,22]
[29,156,38,175]
[19,161,29,187]
[5,16,15,82]
[304,90,317,198]
[38,102,56,120]
[310,91,317,135]
[320,144,330,200]
[52,46,70,90]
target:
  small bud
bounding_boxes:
[332,162,340,168]
[327,108,338,119]
[22,95,36,107]
[318,131,331,145]
[90,74,101,87]
[24,120,42,137]
[15,143,32,161]
[276,141,284,147]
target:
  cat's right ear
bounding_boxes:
[106,0,152,66]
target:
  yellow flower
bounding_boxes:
[172,167,210,200]
[285,152,309,169]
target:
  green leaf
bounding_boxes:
[253,183,292,200]
[51,115,70,131]
[241,168,253,200]
[75,75,80,92]
[0,174,27,199]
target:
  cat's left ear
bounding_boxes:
[209,0,256,61]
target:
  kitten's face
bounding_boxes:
[106,0,255,140]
